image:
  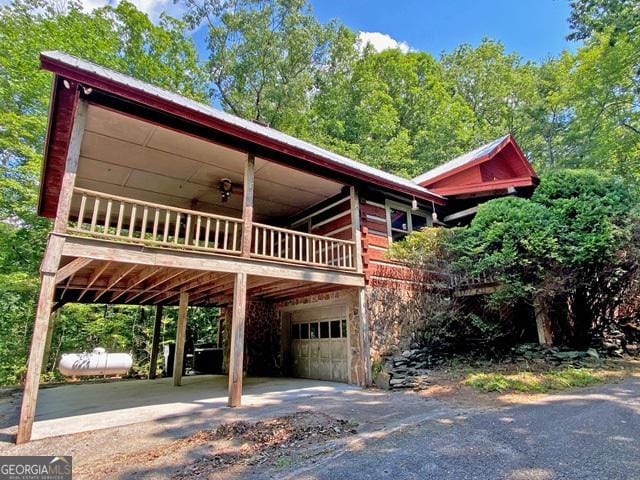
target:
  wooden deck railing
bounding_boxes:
[68,188,243,254]
[67,188,358,271]
[251,223,356,270]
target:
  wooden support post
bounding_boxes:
[241,154,255,257]
[54,100,88,233]
[228,273,247,407]
[149,305,163,379]
[16,235,65,444]
[41,311,57,374]
[357,287,372,386]
[216,308,223,348]
[534,294,553,346]
[16,98,86,444]
[173,291,189,386]
[350,186,364,273]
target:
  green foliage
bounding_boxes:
[391,170,639,347]
[464,367,603,393]
[0,0,208,386]
[568,0,640,42]
[182,0,357,133]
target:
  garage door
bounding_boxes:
[290,306,348,383]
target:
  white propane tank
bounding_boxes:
[58,348,132,377]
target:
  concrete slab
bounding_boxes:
[26,376,358,440]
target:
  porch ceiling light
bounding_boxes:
[219,178,233,202]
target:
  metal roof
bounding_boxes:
[412,135,510,185]
[40,51,444,201]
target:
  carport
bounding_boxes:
[14,375,359,441]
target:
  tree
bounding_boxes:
[568,0,640,43]
[0,0,207,385]
[441,39,540,150]
[310,49,476,177]
[390,170,638,348]
[181,0,357,133]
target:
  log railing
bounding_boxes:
[251,223,356,270]
[67,188,358,272]
[68,188,243,254]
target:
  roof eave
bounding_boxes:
[39,53,445,205]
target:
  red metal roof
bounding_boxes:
[413,135,538,197]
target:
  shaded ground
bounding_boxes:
[0,366,638,479]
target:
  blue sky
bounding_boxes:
[31,0,577,62]
[309,0,576,61]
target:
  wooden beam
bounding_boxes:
[228,273,247,406]
[62,235,365,287]
[55,257,92,284]
[154,272,228,305]
[53,100,87,233]
[94,264,137,302]
[77,261,111,301]
[139,270,207,304]
[350,187,364,273]
[110,266,159,302]
[173,290,188,386]
[126,268,186,303]
[357,287,372,386]
[17,235,65,444]
[241,154,255,257]
[149,305,163,379]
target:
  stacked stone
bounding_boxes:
[376,349,431,390]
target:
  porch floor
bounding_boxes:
[7,376,359,441]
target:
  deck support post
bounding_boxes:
[350,187,364,273]
[16,98,86,444]
[534,294,553,346]
[149,305,163,379]
[228,273,247,407]
[357,286,372,386]
[241,154,255,257]
[16,235,65,444]
[173,291,189,386]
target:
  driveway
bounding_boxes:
[284,376,640,480]
[0,375,638,479]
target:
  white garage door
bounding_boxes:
[290,306,348,383]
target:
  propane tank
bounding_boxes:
[58,348,132,377]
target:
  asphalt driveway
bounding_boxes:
[284,376,640,480]
[1,375,638,479]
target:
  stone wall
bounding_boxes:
[366,282,428,361]
[222,300,281,376]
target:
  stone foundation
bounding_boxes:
[366,283,428,362]
[222,300,281,376]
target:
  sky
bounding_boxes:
[309,0,576,61]
[10,0,577,62]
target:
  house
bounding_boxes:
[16,51,538,443]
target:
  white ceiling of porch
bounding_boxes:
[74,105,343,222]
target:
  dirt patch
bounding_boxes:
[75,411,357,479]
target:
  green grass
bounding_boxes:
[464,367,604,393]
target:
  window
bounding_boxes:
[330,320,341,338]
[320,321,329,338]
[309,322,319,339]
[386,200,431,243]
